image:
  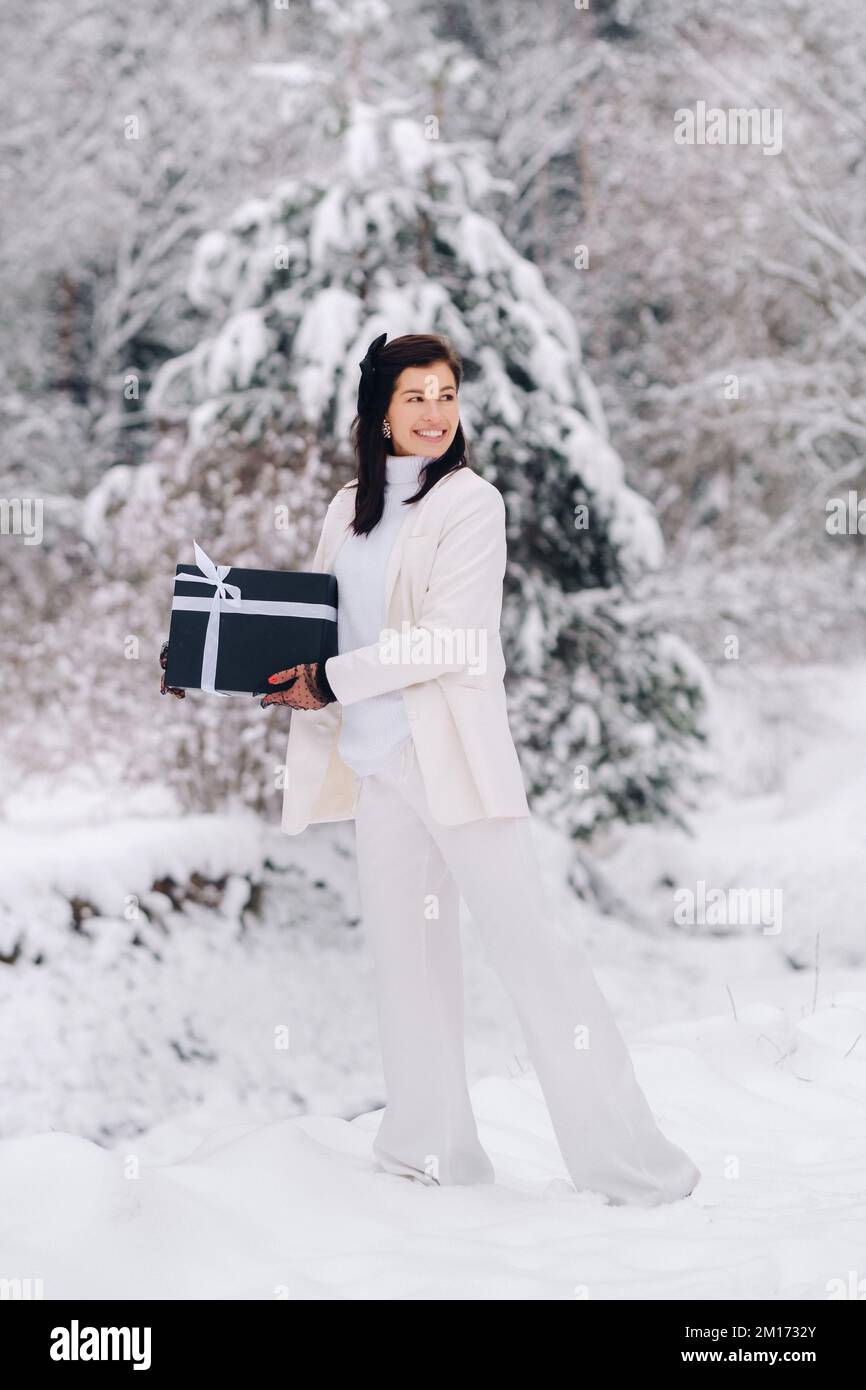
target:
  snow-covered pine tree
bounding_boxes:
[146,84,711,851]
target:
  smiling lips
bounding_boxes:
[414,429,446,438]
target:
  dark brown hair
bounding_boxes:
[347,333,469,535]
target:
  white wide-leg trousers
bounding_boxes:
[353,736,701,1207]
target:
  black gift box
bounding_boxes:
[164,554,339,695]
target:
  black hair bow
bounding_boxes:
[357,332,388,416]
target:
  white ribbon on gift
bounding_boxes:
[176,540,243,697]
[172,540,337,696]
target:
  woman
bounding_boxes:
[162,332,701,1206]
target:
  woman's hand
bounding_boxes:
[255,661,335,710]
[159,640,186,699]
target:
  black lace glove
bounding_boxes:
[255,660,337,709]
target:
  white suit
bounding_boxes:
[280,466,529,835]
[279,465,701,1205]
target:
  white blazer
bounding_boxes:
[280,464,530,835]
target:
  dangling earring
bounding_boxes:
[382,418,391,438]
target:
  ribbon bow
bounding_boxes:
[179,539,242,696]
[357,331,388,417]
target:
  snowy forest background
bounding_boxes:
[1,0,866,1298]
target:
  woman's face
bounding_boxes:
[385,360,460,458]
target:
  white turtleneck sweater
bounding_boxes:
[324,453,428,778]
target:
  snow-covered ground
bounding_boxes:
[1,660,865,1299]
